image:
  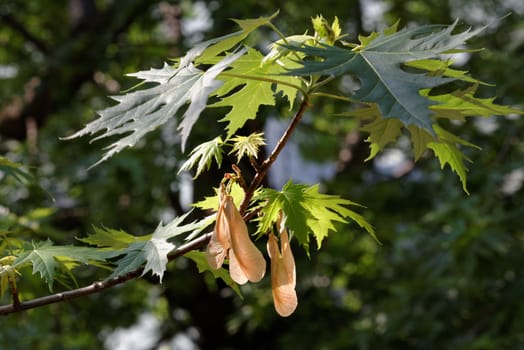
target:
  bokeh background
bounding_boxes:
[1,1,523,349]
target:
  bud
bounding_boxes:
[267,228,297,317]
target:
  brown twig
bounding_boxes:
[7,274,20,311]
[239,96,310,214]
[0,232,212,316]
[0,78,310,316]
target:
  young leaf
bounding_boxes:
[229,132,266,163]
[427,125,480,194]
[255,181,376,249]
[408,125,435,160]
[405,59,485,85]
[13,240,110,290]
[288,21,484,133]
[196,11,279,63]
[178,136,224,178]
[361,117,404,160]
[423,85,523,121]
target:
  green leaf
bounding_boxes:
[423,85,524,121]
[193,182,246,212]
[361,117,404,160]
[229,132,266,163]
[312,15,343,44]
[408,125,435,160]
[196,11,279,63]
[288,21,483,133]
[78,227,144,250]
[427,126,480,194]
[107,244,146,279]
[405,59,485,85]
[178,136,224,178]
[212,48,300,137]
[13,240,110,290]
[64,50,245,165]
[184,251,242,297]
[255,181,376,249]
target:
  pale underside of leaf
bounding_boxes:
[64,49,245,166]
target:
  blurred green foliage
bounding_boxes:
[1,0,523,349]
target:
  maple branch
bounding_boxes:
[239,96,310,214]
[0,232,212,316]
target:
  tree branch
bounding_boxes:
[239,96,310,214]
[0,232,212,316]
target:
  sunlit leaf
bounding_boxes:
[255,181,376,249]
[178,136,224,178]
[229,132,266,163]
[361,118,403,160]
[212,48,301,137]
[184,250,242,297]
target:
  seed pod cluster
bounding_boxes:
[206,190,266,284]
[206,186,297,317]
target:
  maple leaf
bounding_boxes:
[423,85,523,121]
[193,182,246,212]
[255,181,376,249]
[184,251,242,297]
[211,47,302,137]
[408,125,435,160]
[64,12,279,165]
[77,227,142,250]
[13,240,110,290]
[196,11,279,63]
[178,136,224,178]
[63,51,244,166]
[87,212,207,281]
[229,132,266,163]
[361,117,404,160]
[427,126,480,194]
[287,21,483,133]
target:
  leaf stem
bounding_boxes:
[310,91,352,102]
[239,95,311,214]
[219,72,307,96]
